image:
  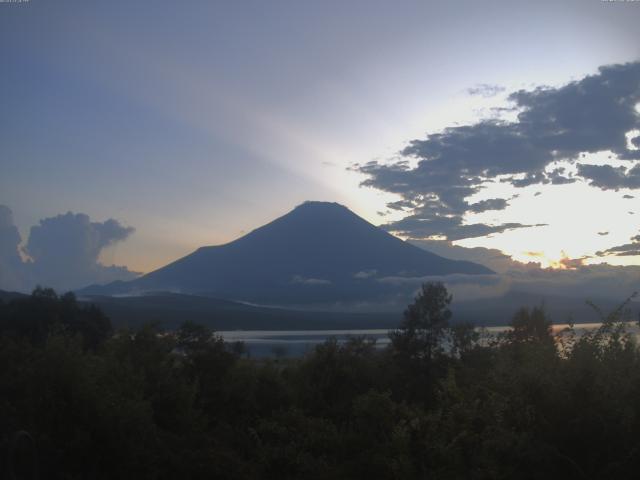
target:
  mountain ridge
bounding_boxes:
[80,201,493,304]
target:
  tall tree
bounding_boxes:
[390,282,452,362]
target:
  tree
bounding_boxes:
[390,282,452,362]
[508,306,552,345]
[450,321,480,358]
[0,287,112,349]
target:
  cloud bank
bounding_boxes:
[401,240,640,303]
[0,206,138,292]
[356,61,640,241]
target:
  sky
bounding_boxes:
[1,0,640,292]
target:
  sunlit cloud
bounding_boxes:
[355,61,640,266]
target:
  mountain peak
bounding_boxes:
[81,201,493,304]
[290,201,355,217]
[295,200,346,209]
[294,200,349,210]
[241,200,370,242]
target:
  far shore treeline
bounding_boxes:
[2,284,640,479]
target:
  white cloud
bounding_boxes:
[291,275,332,286]
[0,206,139,292]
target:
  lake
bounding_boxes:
[219,329,391,357]
[218,322,634,357]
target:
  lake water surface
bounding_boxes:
[219,322,635,357]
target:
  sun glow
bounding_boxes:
[454,152,640,268]
[508,250,581,270]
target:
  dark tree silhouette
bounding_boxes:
[0,287,111,349]
[508,305,553,344]
[390,282,452,361]
[3,285,640,479]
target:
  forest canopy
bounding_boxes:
[1,284,640,479]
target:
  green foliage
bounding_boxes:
[3,285,640,478]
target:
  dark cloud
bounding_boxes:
[508,172,550,188]
[387,210,545,241]
[0,208,138,292]
[623,194,635,199]
[357,61,640,240]
[547,167,577,185]
[598,231,609,236]
[597,233,640,257]
[576,163,640,190]
[509,62,640,162]
[386,199,416,211]
[468,198,509,213]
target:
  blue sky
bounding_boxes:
[1,0,640,280]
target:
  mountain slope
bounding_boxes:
[83,292,399,330]
[81,202,493,304]
[0,289,28,303]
